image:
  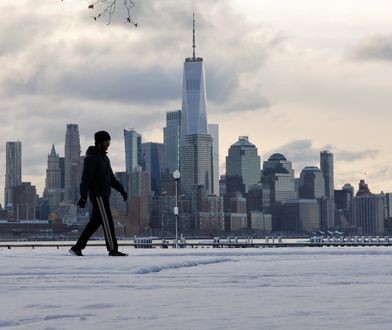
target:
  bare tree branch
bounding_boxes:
[86,0,137,26]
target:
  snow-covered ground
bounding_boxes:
[1,246,392,330]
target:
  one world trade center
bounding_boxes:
[180,13,217,196]
[180,13,208,143]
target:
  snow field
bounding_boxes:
[1,247,392,329]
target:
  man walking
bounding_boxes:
[70,131,128,256]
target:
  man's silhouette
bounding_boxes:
[70,131,128,256]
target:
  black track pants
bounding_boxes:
[75,196,118,252]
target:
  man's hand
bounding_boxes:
[121,191,128,202]
[77,198,87,208]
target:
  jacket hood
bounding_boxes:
[86,146,106,156]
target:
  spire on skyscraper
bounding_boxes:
[49,144,57,157]
[192,12,196,60]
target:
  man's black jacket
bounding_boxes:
[80,146,125,200]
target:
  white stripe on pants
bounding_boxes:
[96,196,115,251]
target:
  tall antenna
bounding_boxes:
[192,12,196,60]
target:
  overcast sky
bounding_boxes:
[1,0,392,205]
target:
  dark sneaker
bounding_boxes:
[69,246,83,256]
[108,250,128,256]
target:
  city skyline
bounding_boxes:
[2,127,382,204]
[1,1,392,205]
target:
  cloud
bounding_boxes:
[347,34,392,61]
[263,139,320,178]
[0,0,284,124]
[265,139,319,169]
[0,0,289,200]
[7,65,182,105]
[265,139,380,176]
[335,149,379,162]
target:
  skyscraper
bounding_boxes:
[193,194,224,234]
[279,199,320,234]
[124,129,141,174]
[59,157,65,189]
[298,166,334,230]
[342,183,354,197]
[179,14,214,199]
[12,182,37,221]
[262,153,297,230]
[45,145,61,190]
[164,110,181,173]
[128,166,150,235]
[351,180,384,234]
[43,145,62,210]
[385,193,392,220]
[318,196,335,230]
[180,134,214,196]
[226,136,261,194]
[262,153,297,203]
[208,123,219,195]
[64,124,81,203]
[320,150,334,199]
[334,189,352,210]
[110,171,128,213]
[4,141,22,207]
[141,142,165,195]
[246,183,271,213]
[298,166,325,199]
[180,13,208,143]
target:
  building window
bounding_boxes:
[186,79,200,91]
